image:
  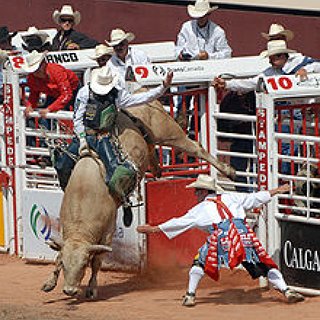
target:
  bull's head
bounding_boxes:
[47,235,112,296]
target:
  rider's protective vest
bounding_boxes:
[84,88,118,132]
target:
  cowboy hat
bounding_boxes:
[260,40,296,58]
[22,50,46,73]
[261,23,294,41]
[90,44,114,60]
[187,0,218,19]
[22,36,51,52]
[21,26,50,44]
[0,26,17,42]
[52,5,81,26]
[105,28,135,47]
[90,66,119,95]
[186,174,224,192]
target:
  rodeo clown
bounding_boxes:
[55,65,173,198]
[137,174,305,306]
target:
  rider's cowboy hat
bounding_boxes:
[90,66,119,95]
[22,50,46,73]
[0,26,17,42]
[261,23,294,41]
[186,174,224,192]
[187,0,218,19]
[52,5,81,26]
[105,28,135,47]
[260,40,296,58]
[90,44,114,60]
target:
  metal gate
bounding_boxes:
[257,73,320,295]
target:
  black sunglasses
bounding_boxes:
[60,17,74,23]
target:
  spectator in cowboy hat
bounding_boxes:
[212,40,320,92]
[261,23,294,42]
[174,0,232,139]
[105,28,150,90]
[137,174,304,306]
[51,4,98,51]
[21,26,51,53]
[176,0,232,61]
[83,44,114,84]
[23,50,79,118]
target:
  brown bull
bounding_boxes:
[42,98,235,297]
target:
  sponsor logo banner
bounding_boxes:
[280,220,320,289]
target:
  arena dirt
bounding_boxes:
[0,254,319,320]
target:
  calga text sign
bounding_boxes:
[280,221,320,290]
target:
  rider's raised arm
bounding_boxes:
[116,84,166,108]
[116,71,173,108]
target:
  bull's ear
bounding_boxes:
[88,245,112,255]
[46,235,64,251]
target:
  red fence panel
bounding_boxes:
[145,178,207,268]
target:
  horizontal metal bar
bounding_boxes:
[275,212,320,225]
[279,194,320,203]
[277,155,319,164]
[216,131,256,140]
[278,204,320,214]
[216,150,257,159]
[213,112,256,122]
[275,132,320,143]
[21,108,73,120]
[25,130,73,140]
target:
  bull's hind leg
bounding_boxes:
[166,137,236,180]
[144,108,236,180]
[42,253,63,292]
[86,255,102,299]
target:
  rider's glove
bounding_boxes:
[78,132,88,154]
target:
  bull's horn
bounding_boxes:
[88,245,113,254]
[46,234,64,251]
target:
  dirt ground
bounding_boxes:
[0,254,319,320]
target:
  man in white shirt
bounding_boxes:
[212,40,320,93]
[105,28,150,91]
[176,0,232,61]
[174,0,232,139]
[137,174,305,306]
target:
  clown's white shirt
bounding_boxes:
[159,191,271,239]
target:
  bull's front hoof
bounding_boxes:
[41,281,56,293]
[85,287,98,299]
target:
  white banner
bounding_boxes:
[8,49,97,73]
[22,188,144,268]
[132,56,270,85]
[22,190,63,261]
[263,74,320,97]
